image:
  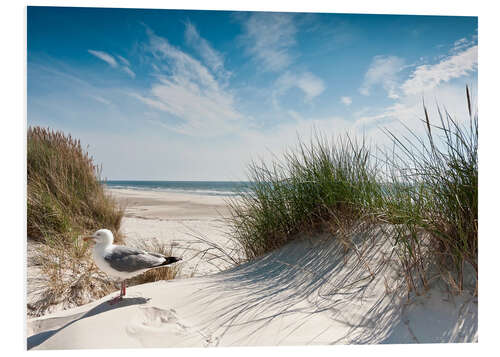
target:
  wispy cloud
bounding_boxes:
[354,43,478,138]
[184,21,230,82]
[340,96,352,106]
[240,12,297,72]
[88,50,118,68]
[352,82,476,147]
[450,33,476,55]
[360,55,405,99]
[88,50,135,79]
[121,66,136,78]
[117,55,130,67]
[29,62,116,107]
[274,71,325,104]
[401,45,477,96]
[88,94,112,105]
[133,29,244,136]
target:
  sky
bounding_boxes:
[27,6,478,181]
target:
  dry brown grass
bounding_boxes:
[28,238,183,317]
[28,241,115,317]
[27,126,123,243]
[27,126,125,316]
[128,239,183,285]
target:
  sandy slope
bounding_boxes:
[27,227,477,349]
[26,189,239,318]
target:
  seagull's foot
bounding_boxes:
[108,295,123,305]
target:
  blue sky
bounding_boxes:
[27,7,478,180]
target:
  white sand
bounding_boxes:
[27,189,477,348]
[108,188,242,276]
[27,224,477,349]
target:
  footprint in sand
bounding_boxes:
[126,306,215,347]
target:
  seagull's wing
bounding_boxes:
[104,246,166,272]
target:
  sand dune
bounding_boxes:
[27,189,477,348]
[27,226,477,349]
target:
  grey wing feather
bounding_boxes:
[104,246,166,272]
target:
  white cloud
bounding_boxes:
[401,45,477,96]
[88,50,118,68]
[122,66,136,78]
[89,50,136,79]
[353,42,478,151]
[274,71,325,103]
[453,38,468,51]
[184,22,230,82]
[233,114,353,173]
[116,55,130,67]
[133,29,244,136]
[88,95,112,106]
[340,96,352,106]
[148,29,219,90]
[287,110,302,121]
[240,12,297,72]
[353,80,477,153]
[360,55,405,99]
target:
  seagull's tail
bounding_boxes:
[160,256,182,266]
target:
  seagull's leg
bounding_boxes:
[121,281,127,297]
[108,295,122,305]
[108,281,124,305]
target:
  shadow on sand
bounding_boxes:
[27,296,150,350]
[181,223,400,345]
[183,222,477,345]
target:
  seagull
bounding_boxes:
[83,229,181,304]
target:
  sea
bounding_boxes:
[103,180,252,197]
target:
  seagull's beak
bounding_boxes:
[83,235,96,243]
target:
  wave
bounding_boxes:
[103,182,250,197]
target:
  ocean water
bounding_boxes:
[103,180,252,197]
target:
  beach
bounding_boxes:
[27,186,478,349]
[27,223,478,349]
[24,6,482,351]
[107,187,240,276]
[26,186,240,318]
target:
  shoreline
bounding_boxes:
[102,180,250,199]
[106,187,234,220]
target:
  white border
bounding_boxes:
[24,0,479,16]
[3,1,498,356]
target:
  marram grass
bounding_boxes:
[27,126,123,243]
[382,86,477,293]
[229,87,477,295]
[27,127,184,316]
[27,127,124,316]
[228,134,383,260]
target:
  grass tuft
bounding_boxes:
[27,126,124,316]
[128,239,183,285]
[382,86,478,293]
[228,134,382,260]
[27,126,123,242]
[228,87,477,295]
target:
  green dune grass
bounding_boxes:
[228,87,477,295]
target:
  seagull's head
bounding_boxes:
[83,229,114,246]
